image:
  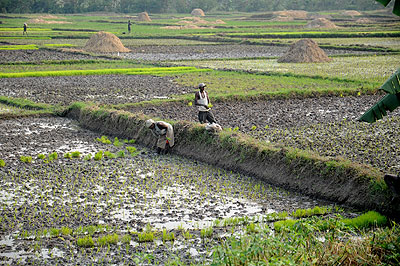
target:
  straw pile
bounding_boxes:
[83,31,130,53]
[273,10,308,19]
[191,8,205,16]
[305,18,338,28]
[343,10,362,17]
[278,39,331,63]
[138,12,151,22]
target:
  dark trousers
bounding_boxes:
[198,111,216,124]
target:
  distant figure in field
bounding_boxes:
[127,20,132,34]
[23,23,28,35]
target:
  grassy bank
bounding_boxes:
[64,102,399,218]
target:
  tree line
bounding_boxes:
[0,0,382,14]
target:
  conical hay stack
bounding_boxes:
[84,31,130,53]
[343,10,362,17]
[278,39,331,63]
[191,8,205,17]
[138,12,151,21]
[305,18,338,28]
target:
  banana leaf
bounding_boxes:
[379,68,400,94]
[376,0,400,16]
[358,93,400,123]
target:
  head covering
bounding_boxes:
[198,83,206,88]
[145,119,155,128]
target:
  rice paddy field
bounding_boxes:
[1,9,400,265]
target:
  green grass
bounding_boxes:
[171,69,376,102]
[0,44,38,50]
[0,66,209,78]
[173,54,400,84]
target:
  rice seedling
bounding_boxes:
[96,136,112,144]
[94,150,103,161]
[37,154,46,160]
[200,226,213,239]
[0,159,5,167]
[113,137,123,147]
[77,236,95,248]
[117,150,126,158]
[342,211,388,229]
[63,152,72,159]
[162,229,175,242]
[83,154,92,161]
[71,151,81,158]
[48,152,58,161]
[97,233,119,247]
[104,151,117,159]
[20,155,32,163]
[182,229,193,240]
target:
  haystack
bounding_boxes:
[343,10,362,17]
[356,18,372,23]
[138,12,151,22]
[84,31,130,53]
[305,18,338,29]
[191,8,205,17]
[273,10,308,19]
[278,39,331,63]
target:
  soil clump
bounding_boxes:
[84,31,130,53]
[278,38,332,63]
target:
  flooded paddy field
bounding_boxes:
[0,116,347,265]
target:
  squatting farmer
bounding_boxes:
[145,119,174,154]
[194,83,217,124]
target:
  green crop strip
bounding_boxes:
[0,36,52,40]
[0,44,38,50]
[44,43,76,47]
[0,67,210,78]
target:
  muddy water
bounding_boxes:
[0,116,348,265]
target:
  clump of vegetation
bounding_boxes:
[104,151,117,159]
[77,236,95,248]
[83,154,92,161]
[71,151,81,158]
[94,150,103,161]
[342,211,387,229]
[162,229,175,242]
[48,152,58,161]
[137,224,156,242]
[200,226,213,239]
[97,233,119,246]
[126,146,139,156]
[37,154,46,160]
[113,137,123,147]
[96,136,112,144]
[0,159,5,167]
[20,156,32,163]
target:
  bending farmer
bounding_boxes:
[145,119,174,154]
[194,83,216,124]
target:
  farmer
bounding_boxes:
[23,23,28,35]
[145,119,174,154]
[127,20,132,34]
[194,83,217,124]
